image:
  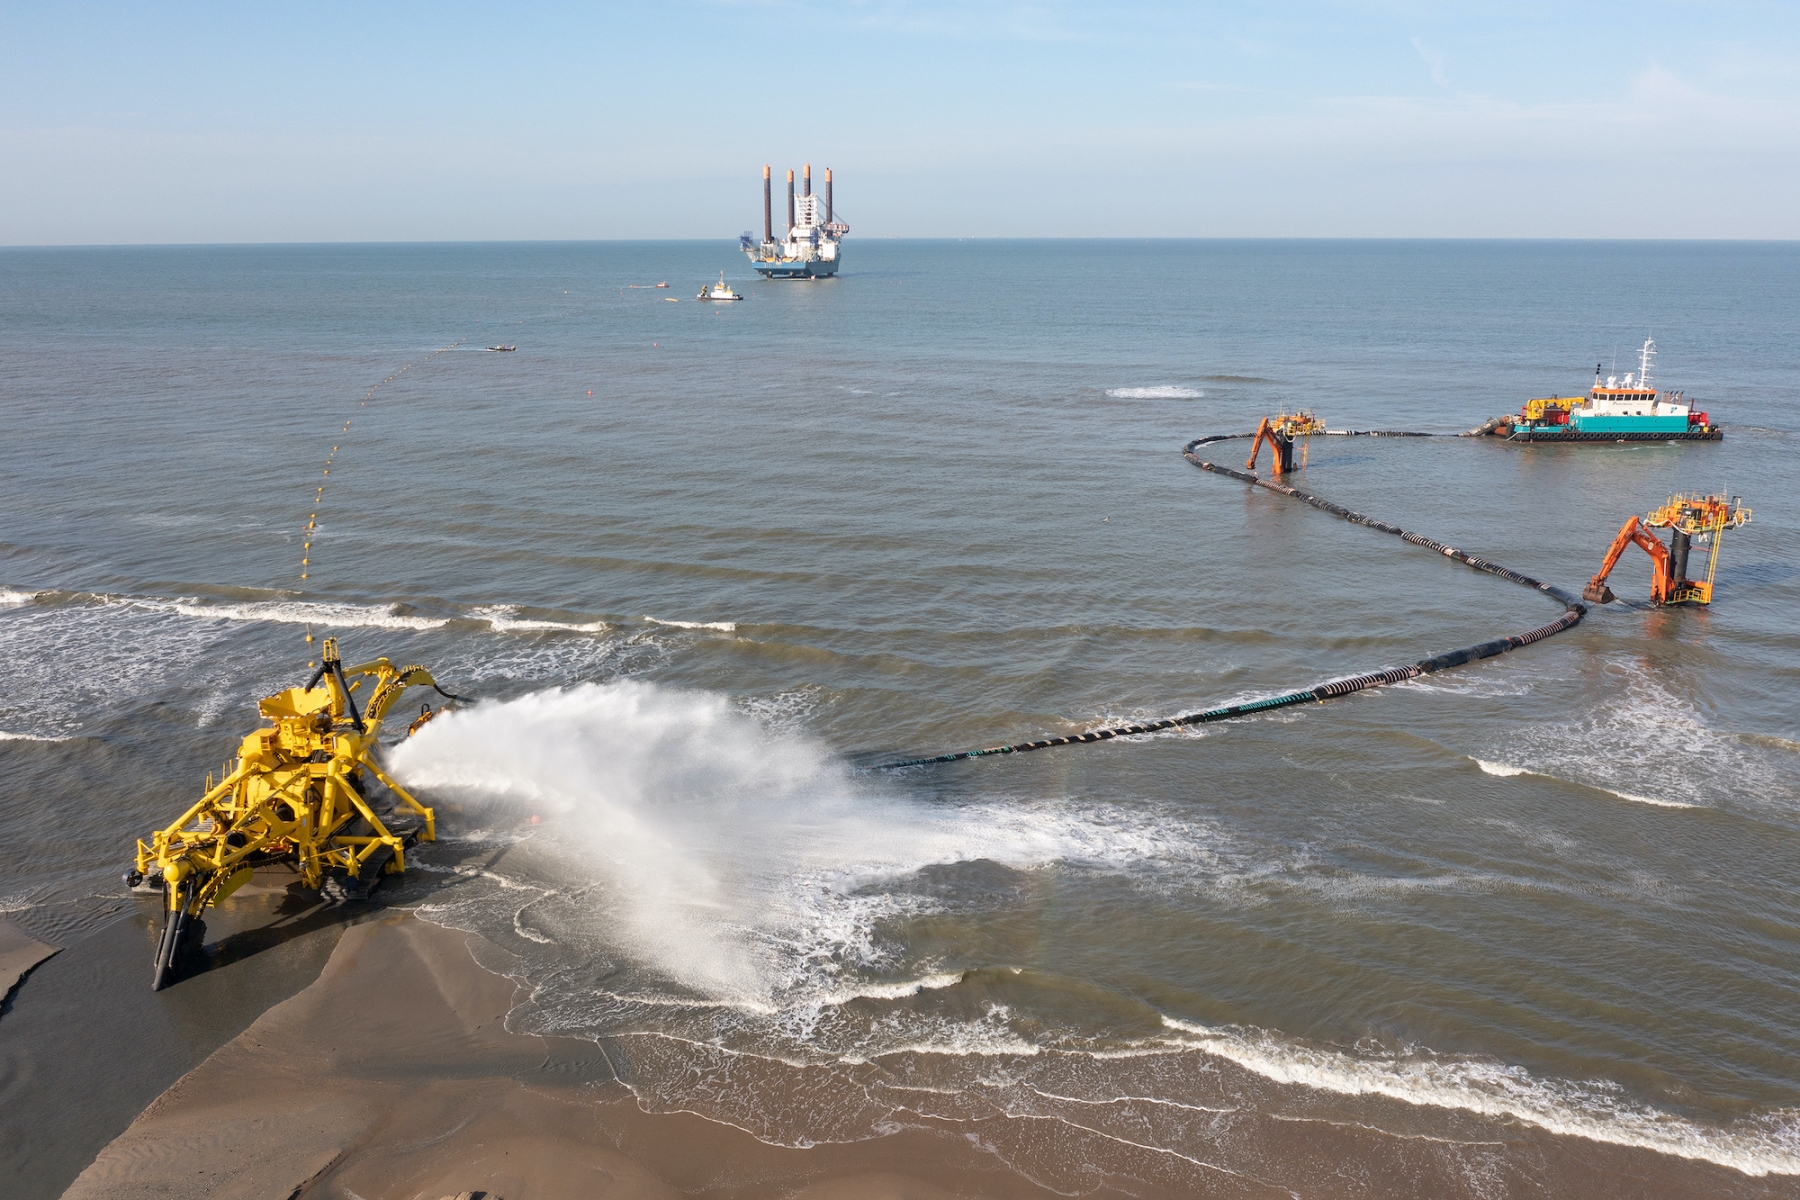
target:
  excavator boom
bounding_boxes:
[1583,515,1672,605]
[1245,411,1324,476]
[1245,416,1282,474]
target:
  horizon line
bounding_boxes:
[5,235,1799,251]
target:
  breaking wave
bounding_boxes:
[1468,657,1794,812]
[1471,758,1697,808]
[1162,1018,1800,1176]
[137,595,449,631]
[642,615,737,632]
[1106,386,1204,399]
[472,604,608,634]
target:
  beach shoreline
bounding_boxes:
[57,904,1793,1199]
[61,909,1116,1200]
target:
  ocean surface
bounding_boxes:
[3,240,1798,1196]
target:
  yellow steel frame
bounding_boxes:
[135,639,442,922]
[1645,492,1752,606]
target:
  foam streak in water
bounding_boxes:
[1161,1018,1800,1176]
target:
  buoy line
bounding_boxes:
[870,430,1587,771]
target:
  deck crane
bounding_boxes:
[1245,410,1327,476]
[128,639,461,990]
[1583,492,1751,606]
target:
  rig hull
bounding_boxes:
[750,258,840,280]
[1504,427,1724,443]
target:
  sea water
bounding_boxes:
[3,240,1799,1194]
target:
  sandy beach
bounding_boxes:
[61,910,1107,1200]
[50,900,1787,1200]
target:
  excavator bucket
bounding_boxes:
[1582,581,1616,605]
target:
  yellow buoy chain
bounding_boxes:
[303,342,462,663]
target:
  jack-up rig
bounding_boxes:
[1584,493,1752,606]
[128,639,460,990]
[741,163,848,279]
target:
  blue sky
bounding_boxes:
[3,1,1797,243]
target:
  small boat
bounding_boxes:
[698,272,742,302]
[655,282,669,289]
[485,344,516,352]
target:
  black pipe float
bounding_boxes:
[870,430,1586,770]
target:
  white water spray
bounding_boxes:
[386,680,1097,1001]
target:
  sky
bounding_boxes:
[3,1,1798,244]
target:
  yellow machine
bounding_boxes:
[1245,410,1327,476]
[1519,395,1579,423]
[1583,492,1751,607]
[130,639,458,990]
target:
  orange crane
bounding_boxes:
[1583,492,1751,606]
[1245,410,1326,476]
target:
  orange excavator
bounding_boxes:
[1246,411,1327,476]
[1583,493,1751,606]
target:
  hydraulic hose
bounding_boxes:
[871,431,1586,771]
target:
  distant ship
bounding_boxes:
[1475,338,1722,442]
[741,163,848,279]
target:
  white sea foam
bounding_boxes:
[1105,386,1203,399]
[0,588,39,607]
[642,615,737,632]
[1471,754,1699,809]
[129,595,448,631]
[0,730,70,742]
[1160,1017,1800,1176]
[472,604,608,634]
[1473,759,1529,777]
[1489,658,1796,812]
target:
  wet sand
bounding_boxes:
[1,876,364,1196]
[61,910,1102,1200]
[0,921,60,1004]
[60,907,1795,1200]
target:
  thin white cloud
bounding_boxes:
[1412,37,1450,90]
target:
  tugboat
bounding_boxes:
[698,272,742,301]
[741,163,848,279]
[485,344,516,352]
[1474,339,1721,442]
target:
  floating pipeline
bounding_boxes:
[871,431,1586,771]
